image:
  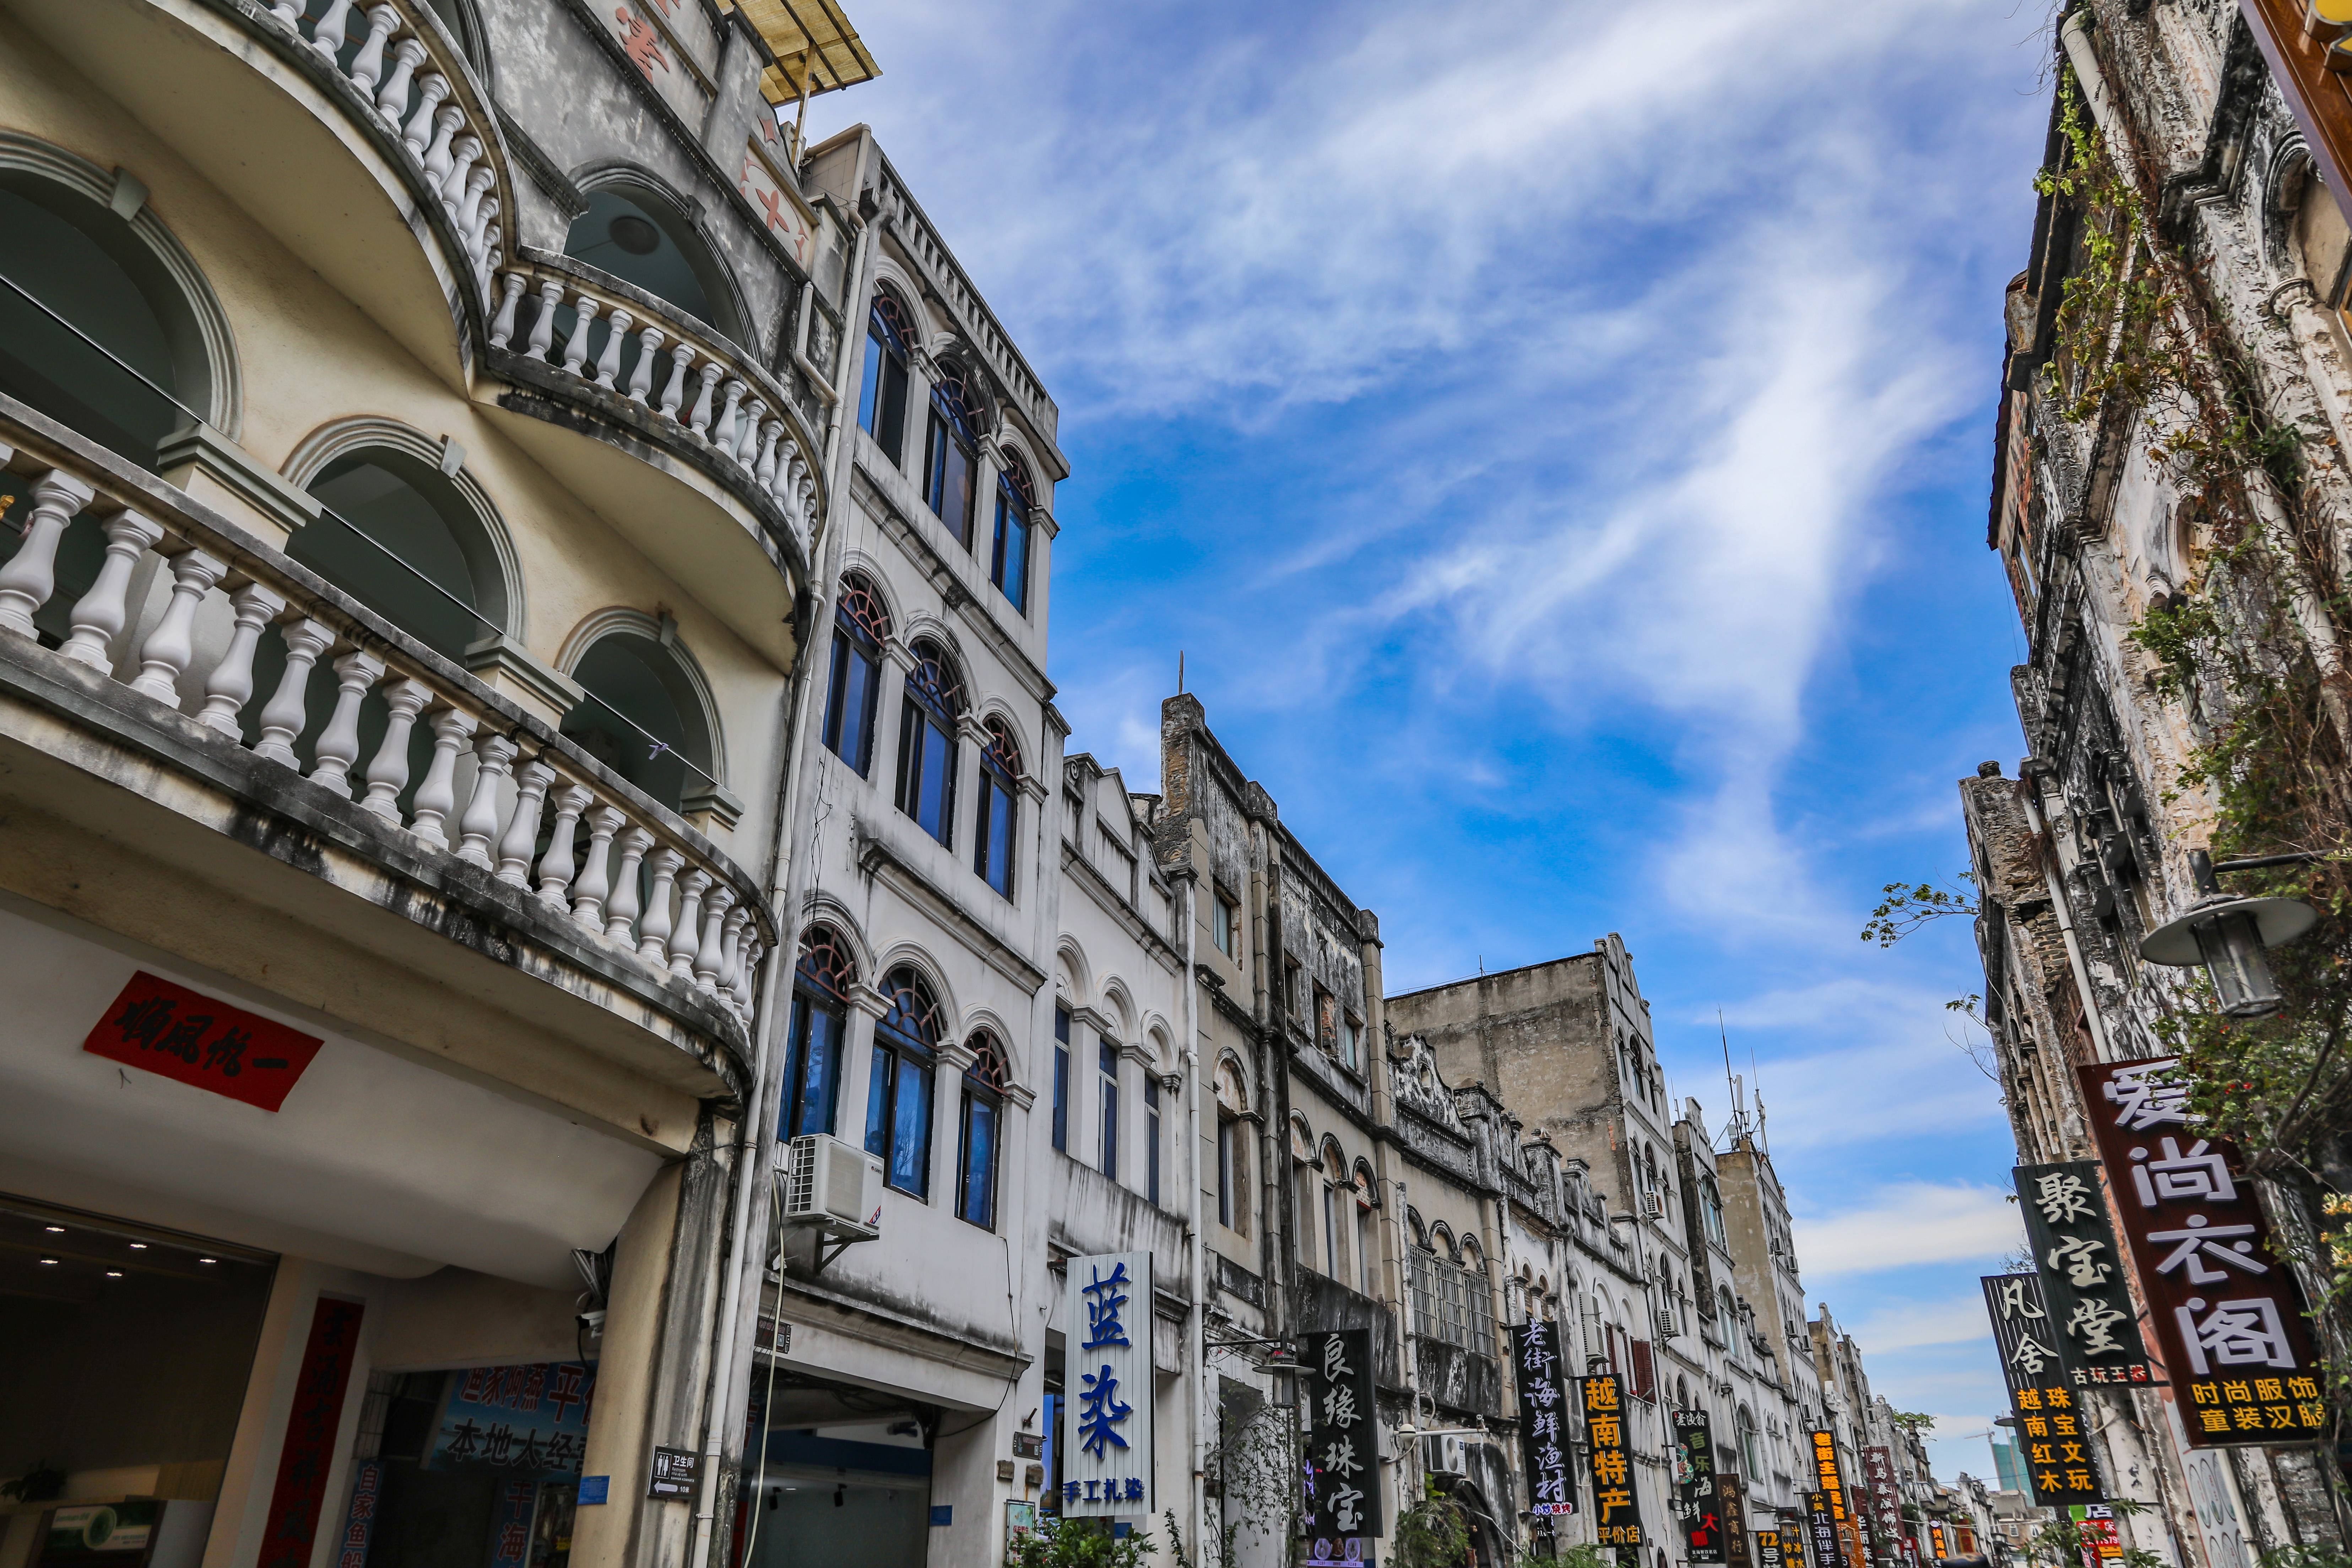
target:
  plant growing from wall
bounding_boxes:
[1389,1485,1471,1568]
[1007,1517,1158,1568]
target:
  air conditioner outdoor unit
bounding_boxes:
[1654,1309,1679,1342]
[1423,1435,1470,1478]
[1640,1195,1665,1220]
[778,1134,882,1240]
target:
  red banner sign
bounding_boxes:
[259,1297,365,1568]
[83,971,324,1112]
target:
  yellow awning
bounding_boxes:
[722,0,880,103]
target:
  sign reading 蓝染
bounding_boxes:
[2013,1161,2151,1387]
[1512,1321,1575,1519]
[1062,1251,1152,1517]
[1302,1328,1382,1546]
[1582,1373,1644,1547]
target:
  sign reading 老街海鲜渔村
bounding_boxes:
[1514,1321,1576,1521]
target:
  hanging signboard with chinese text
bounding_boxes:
[2076,1059,2325,1446]
[1062,1252,1153,1517]
[426,1363,597,1479]
[1778,1509,1809,1568]
[1804,1431,1861,1568]
[1804,1492,1840,1568]
[1674,1409,1723,1563]
[1513,1321,1576,1519]
[1980,1274,2103,1506]
[1302,1328,1383,1544]
[1716,1472,1754,1568]
[1757,1529,1785,1568]
[1581,1373,1646,1547]
[84,970,325,1112]
[1861,1448,1903,1568]
[2013,1161,2151,1386]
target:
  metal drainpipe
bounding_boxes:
[1181,873,1208,1564]
[2018,775,2113,1064]
[685,197,876,1568]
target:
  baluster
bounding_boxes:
[685,362,720,438]
[657,343,695,419]
[711,379,746,452]
[732,937,762,1020]
[771,444,801,506]
[466,194,499,266]
[128,547,226,707]
[735,399,767,466]
[495,757,554,885]
[525,278,564,361]
[560,292,602,377]
[692,886,735,993]
[438,135,482,211]
[637,847,683,961]
[377,36,427,119]
[752,419,781,489]
[253,617,334,766]
[455,164,494,241]
[0,471,96,636]
[60,510,164,671]
[626,326,666,403]
[594,308,634,389]
[267,0,305,27]
[358,677,432,819]
[475,223,501,298]
[534,783,590,909]
[408,705,477,849]
[488,272,526,347]
[197,579,287,736]
[307,650,385,798]
[605,825,653,942]
[717,904,749,998]
[348,5,400,94]
[668,870,710,979]
[419,104,464,184]
[571,805,624,929]
[401,72,450,159]
[456,731,517,867]
[310,0,356,58]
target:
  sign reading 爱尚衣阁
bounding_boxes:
[1980,1272,2103,1506]
[1303,1328,1382,1548]
[2012,1161,2151,1387]
[1062,1251,1152,1516]
[1582,1373,1645,1547]
[1513,1321,1575,1520]
[2076,1059,2325,1447]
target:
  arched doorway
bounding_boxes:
[560,624,718,813]
[563,184,742,345]
[294,450,506,661]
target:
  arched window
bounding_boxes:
[1735,1405,1761,1479]
[1719,1287,1741,1363]
[1320,1142,1351,1285]
[1143,1057,1163,1207]
[1702,1177,1728,1249]
[822,571,891,774]
[991,454,1035,614]
[956,1031,1008,1229]
[1096,1030,1121,1179]
[975,716,1022,898]
[296,450,505,661]
[923,367,979,548]
[857,288,913,464]
[865,965,943,1198]
[1353,1162,1377,1298]
[1215,1058,1250,1238]
[564,183,742,345]
[894,639,963,845]
[560,625,718,813]
[781,922,856,1140]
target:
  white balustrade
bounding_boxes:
[308,649,385,798]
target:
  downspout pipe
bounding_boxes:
[2019,775,2113,1063]
[1180,872,1208,1565]
[686,194,877,1568]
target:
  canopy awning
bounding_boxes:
[725,0,880,104]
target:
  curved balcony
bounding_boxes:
[0,393,773,1121]
[9,0,824,648]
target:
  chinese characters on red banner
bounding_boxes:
[1861,1447,1902,1568]
[2076,1060,2324,1445]
[1582,1373,1646,1547]
[83,970,324,1111]
[258,1297,364,1568]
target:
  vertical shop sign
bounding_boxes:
[1513,1321,1576,1519]
[1302,1328,1383,1546]
[487,1479,538,1567]
[1928,1524,1949,1562]
[1581,1373,1646,1547]
[1805,1431,1861,1568]
[2076,1059,2326,1445]
[2070,1504,2123,1563]
[1805,1492,1841,1568]
[1981,1273,2104,1505]
[1861,1448,1903,1568]
[1063,1252,1153,1517]
[2013,1161,2152,1386]
[1674,1410,1723,1562]
[335,1459,383,1568]
[1758,1529,1785,1568]
[1778,1509,1809,1568]
[1717,1472,1754,1568]
[259,1297,365,1568]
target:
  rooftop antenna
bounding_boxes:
[1719,1010,1743,1146]
[1178,650,1185,694]
[1749,1037,1769,1157]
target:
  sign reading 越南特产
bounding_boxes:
[1583,1373,1645,1547]
[1061,1251,1152,1516]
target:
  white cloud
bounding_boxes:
[1839,1298,1996,1355]
[1794,1182,2024,1279]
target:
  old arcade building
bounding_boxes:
[0,1,870,1567]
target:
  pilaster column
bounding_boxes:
[837,981,888,1150]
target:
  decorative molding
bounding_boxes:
[462,634,584,727]
[156,423,320,539]
[493,103,589,221]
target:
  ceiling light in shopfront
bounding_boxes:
[37,1256,57,1265]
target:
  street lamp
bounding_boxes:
[2137,851,2321,1019]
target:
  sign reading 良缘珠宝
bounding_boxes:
[1582,1373,1645,1547]
[1513,1321,1576,1521]
[2013,1160,2151,1387]
[1302,1328,1382,1551]
[2076,1059,2326,1447]
[1062,1251,1153,1517]
[1980,1271,2102,1506]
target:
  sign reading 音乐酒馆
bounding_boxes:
[1512,1320,1576,1519]
[1981,1272,2103,1506]
[2013,1161,2151,1387]
[2076,1059,2325,1447]
[1062,1251,1153,1516]
[1673,1409,1723,1562]
[1582,1373,1645,1547]
[1302,1327,1382,1546]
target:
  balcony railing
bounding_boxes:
[0,396,771,1038]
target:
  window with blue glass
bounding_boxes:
[1097,1038,1119,1179]
[923,369,979,549]
[779,922,856,1140]
[975,717,1022,899]
[1144,1074,1161,1206]
[1052,1005,1071,1153]
[866,966,943,1198]
[991,456,1036,614]
[857,290,913,464]
[821,571,890,775]
[894,639,963,846]
[958,1032,1010,1229]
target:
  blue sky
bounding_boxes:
[806,0,2054,1485]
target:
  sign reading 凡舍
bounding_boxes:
[1981,1272,2103,1506]
[1062,1252,1152,1516]
[2076,1060,2325,1447]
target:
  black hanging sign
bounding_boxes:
[1513,1321,1576,1518]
